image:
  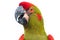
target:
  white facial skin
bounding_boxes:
[23,7,34,22]
[23,13,29,22]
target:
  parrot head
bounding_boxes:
[15,2,35,26]
[15,2,42,30]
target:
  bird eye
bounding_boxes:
[30,9,33,11]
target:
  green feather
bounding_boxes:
[24,6,48,40]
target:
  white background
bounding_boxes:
[0,0,60,40]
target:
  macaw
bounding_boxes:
[15,2,54,40]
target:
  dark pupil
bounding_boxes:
[31,9,33,11]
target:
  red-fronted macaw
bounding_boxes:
[15,2,54,40]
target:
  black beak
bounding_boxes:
[18,15,27,25]
[15,6,27,25]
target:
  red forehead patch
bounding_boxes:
[19,2,33,10]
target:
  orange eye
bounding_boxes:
[30,8,34,13]
[27,7,34,14]
[30,9,33,11]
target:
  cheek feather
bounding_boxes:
[36,13,42,21]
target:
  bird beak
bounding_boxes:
[15,6,29,25]
[17,13,29,25]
